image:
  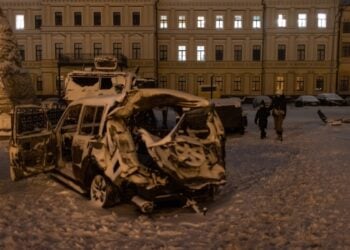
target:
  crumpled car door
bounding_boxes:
[9,105,55,181]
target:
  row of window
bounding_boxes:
[159,13,327,30]
[15,11,328,31]
[163,44,326,62]
[15,11,140,30]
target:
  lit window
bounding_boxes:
[315,76,324,91]
[317,13,327,28]
[234,15,242,29]
[178,15,186,29]
[252,16,261,29]
[178,45,186,61]
[277,14,286,27]
[197,16,205,28]
[197,46,205,61]
[276,76,285,92]
[298,13,307,28]
[160,15,168,29]
[296,76,305,91]
[16,15,25,30]
[216,15,224,29]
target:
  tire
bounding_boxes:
[90,174,120,208]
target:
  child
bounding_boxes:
[254,100,270,139]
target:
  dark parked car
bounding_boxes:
[211,98,247,134]
[316,93,345,106]
[252,95,272,108]
[294,95,320,107]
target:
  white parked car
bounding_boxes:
[294,95,320,107]
[9,89,226,213]
[316,93,345,106]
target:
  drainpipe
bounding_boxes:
[155,0,159,87]
[335,2,344,94]
[261,0,266,95]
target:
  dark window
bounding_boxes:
[159,45,168,61]
[178,76,186,91]
[315,76,324,91]
[74,12,82,26]
[35,15,42,29]
[197,76,205,85]
[159,75,167,88]
[74,43,82,59]
[94,12,101,26]
[278,44,286,61]
[343,22,350,33]
[132,42,141,59]
[233,77,241,91]
[55,43,63,59]
[342,43,350,57]
[55,12,62,26]
[317,44,325,61]
[113,43,122,57]
[297,44,305,61]
[36,77,43,91]
[35,45,42,61]
[93,43,102,57]
[113,12,121,26]
[252,45,261,61]
[18,45,25,61]
[234,45,242,61]
[340,76,350,91]
[215,45,224,61]
[252,76,260,91]
[132,12,140,26]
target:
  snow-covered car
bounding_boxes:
[294,95,320,107]
[211,98,247,134]
[252,95,272,108]
[9,89,226,213]
[316,93,345,106]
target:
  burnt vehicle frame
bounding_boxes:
[9,89,226,213]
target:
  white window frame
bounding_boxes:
[252,15,261,29]
[298,13,307,28]
[197,16,205,28]
[160,15,168,29]
[178,45,187,61]
[197,46,205,61]
[317,13,327,28]
[277,14,287,28]
[178,15,186,29]
[216,15,224,29]
[234,15,242,29]
[15,14,25,30]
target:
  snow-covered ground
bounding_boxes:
[0,105,349,249]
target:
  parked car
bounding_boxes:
[345,96,350,106]
[294,95,320,107]
[316,93,345,106]
[9,89,226,213]
[252,95,272,108]
[211,97,247,134]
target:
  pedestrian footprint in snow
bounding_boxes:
[254,100,270,139]
[270,91,287,141]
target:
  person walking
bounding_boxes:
[270,91,287,141]
[254,100,270,139]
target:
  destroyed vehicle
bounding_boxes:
[9,88,226,213]
[211,98,247,134]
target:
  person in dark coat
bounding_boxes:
[254,100,270,139]
[270,92,287,141]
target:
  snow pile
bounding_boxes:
[0,105,349,248]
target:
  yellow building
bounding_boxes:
[2,0,349,98]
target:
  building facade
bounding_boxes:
[2,0,349,98]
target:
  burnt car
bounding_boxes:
[9,89,226,213]
[211,98,247,134]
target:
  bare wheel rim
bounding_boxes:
[90,175,108,206]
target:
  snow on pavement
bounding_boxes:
[0,105,349,249]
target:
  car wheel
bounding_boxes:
[90,174,120,208]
